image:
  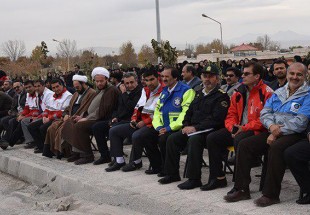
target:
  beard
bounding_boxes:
[276,73,286,79]
[77,87,86,95]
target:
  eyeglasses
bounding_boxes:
[225,74,235,78]
[242,72,253,76]
[13,86,20,89]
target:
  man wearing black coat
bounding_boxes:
[0,81,26,149]
[158,65,230,189]
[92,72,142,166]
[0,91,13,118]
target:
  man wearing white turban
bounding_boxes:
[43,74,97,158]
[62,67,120,165]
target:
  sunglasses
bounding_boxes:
[242,72,253,76]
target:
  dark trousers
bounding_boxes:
[157,131,175,173]
[165,130,206,179]
[207,128,254,181]
[28,119,53,150]
[92,120,110,156]
[109,123,136,157]
[284,139,310,194]
[234,131,303,198]
[0,115,14,134]
[3,117,23,145]
[130,126,161,169]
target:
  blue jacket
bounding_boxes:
[260,82,310,135]
[152,81,195,132]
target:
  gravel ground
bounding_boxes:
[0,172,143,215]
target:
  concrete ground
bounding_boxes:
[0,144,309,215]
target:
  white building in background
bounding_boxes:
[178,46,310,63]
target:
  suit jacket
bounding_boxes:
[6,88,16,98]
[183,76,202,91]
[9,90,26,116]
[112,85,142,121]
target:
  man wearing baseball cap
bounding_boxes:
[204,62,273,191]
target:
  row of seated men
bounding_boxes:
[0,61,309,208]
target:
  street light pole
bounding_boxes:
[202,14,223,56]
[53,39,70,72]
[155,0,161,64]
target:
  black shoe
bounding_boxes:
[158,175,181,184]
[108,159,116,167]
[24,142,36,149]
[0,140,9,150]
[34,148,43,154]
[145,168,161,175]
[105,162,126,172]
[177,179,202,190]
[227,187,238,195]
[93,156,111,165]
[94,151,111,165]
[200,178,227,191]
[67,152,80,162]
[56,152,64,160]
[224,190,251,202]
[74,156,94,165]
[296,193,310,204]
[122,161,142,172]
[157,172,166,177]
[42,144,55,158]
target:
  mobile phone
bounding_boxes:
[231,126,239,134]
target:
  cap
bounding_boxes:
[201,65,219,75]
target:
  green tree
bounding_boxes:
[40,41,49,59]
[30,45,53,68]
[151,39,178,65]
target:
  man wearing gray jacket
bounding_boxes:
[220,67,241,97]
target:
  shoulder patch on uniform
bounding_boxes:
[218,89,226,94]
[221,101,228,108]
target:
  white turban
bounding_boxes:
[72,74,88,83]
[91,67,110,79]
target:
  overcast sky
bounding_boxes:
[1,0,309,54]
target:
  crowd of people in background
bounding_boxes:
[0,55,310,208]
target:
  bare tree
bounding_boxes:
[2,40,26,61]
[257,35,272,51]
[55,39,77,58]
[54,39,77,71]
